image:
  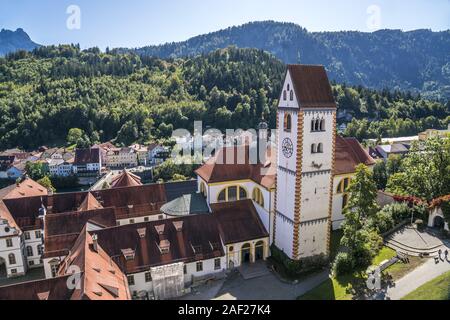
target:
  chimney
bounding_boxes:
[92,234,98,252]
[47,195,54,214]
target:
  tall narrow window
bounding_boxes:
[342,194,349,209]
[218,189,226,202]
[252,188,264,207]
[228,186,237,201]
[314,119,320,132]
[311,144,317,154]
[284,114,292,132]
[283,90,287,101]
[239,187,247,200]
[317,143,324,153]
[290,90,294,101]
[26,246,33,257]
[8,253,16,265]
[320,119,325,131]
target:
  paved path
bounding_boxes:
[213,270,329,300]
[385,250,450,300]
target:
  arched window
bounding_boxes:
[337,178,351,193]
[311,119,315,132]
[217,186,248,203]
[320,119,325,131]
[317,143,324,153]
[290,90,294,101]
[200,182,207,198]
[284,114,292,132]
[311,144,317,154]
[342,194,349,209]
[239,187,247,200]
[283,90,287,101]
[314,119,320,131]
[252,188,264,207]
[218,189,226,202]
[26,246,33,257]
[8,253,16,265]
[287,84,290,91]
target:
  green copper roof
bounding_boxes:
[160,192,209,216]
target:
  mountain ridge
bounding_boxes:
[117,21,450,100]
[0,28,40,56]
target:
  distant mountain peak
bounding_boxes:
[0,28,39,56]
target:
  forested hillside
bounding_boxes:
[121,21,450,101]
[0,45,448,150]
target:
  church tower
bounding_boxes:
[274,65,336,260]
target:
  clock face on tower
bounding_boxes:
[282,138,293,158]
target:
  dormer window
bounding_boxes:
[158,240,170,255]
[155,224,165,235]
[121,248,135,261]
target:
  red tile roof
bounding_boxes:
[287,65,336,109]
[110,170,143,189]
[1,177,47,200]
[44,208,117,258]
[93,214,224,274]
[74,148,100,165]
[334,136,376,175]
[0,275,75,300]
[211,200,269,244]
[58,227,131,300]
[195,145,276,189]
[78,193,104,211]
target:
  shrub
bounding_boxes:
[332,252,355,276]
[270,245,329,278]
[368,210,395,233]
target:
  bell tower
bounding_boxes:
[274,65,336,260]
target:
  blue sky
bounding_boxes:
[1,0,449,49]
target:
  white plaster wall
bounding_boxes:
[300,173,331,222]
[117,214,167,226]
[331,175,346,230]
[278,71,299,109]
[43,256,65,279]
[301,111,334,172]
[0,235,25,277]
[23,229,44,267]
[296,219,329,258]
[274,216,294,257]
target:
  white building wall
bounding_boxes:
[23,229,44,268]
[0,235,26,277]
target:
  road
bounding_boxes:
[385,247,450,300]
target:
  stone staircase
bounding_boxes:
[385,238,443,257]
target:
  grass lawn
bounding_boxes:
[402,271,450,300]
[372,247,396,265]
[299,246,396,300]
[299,246,425,300]
[383,255,426,282]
